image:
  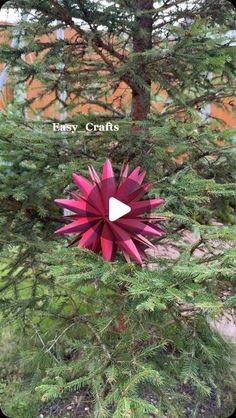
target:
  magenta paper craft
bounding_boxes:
[55,160,165,264]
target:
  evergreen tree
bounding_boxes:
[0,1,236,417]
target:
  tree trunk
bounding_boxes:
[131,0,153,121]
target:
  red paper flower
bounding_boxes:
[55,160,165,264]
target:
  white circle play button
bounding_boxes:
[108,197,131,222]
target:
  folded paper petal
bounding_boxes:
[116,218,164,237]
[54,199,99,216]
[101,160,116,211]
[129,198,165,216]
[72,174,93,196]
[126,182,153,202]
[55,217,99,235]
[88,165,101,184]
[79,222,102,248]
[101,223,114,261]
[118,239,142,264]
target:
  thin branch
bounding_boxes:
[48,0,126,64]
[45,322,76,353]
[29,319,59,363]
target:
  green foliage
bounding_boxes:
[1,106,236,416]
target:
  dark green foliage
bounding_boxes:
[0,106,235,417]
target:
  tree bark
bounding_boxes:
[131,0,154,121]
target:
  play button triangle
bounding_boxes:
[109,197,131,222]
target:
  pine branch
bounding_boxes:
[48,0,126,64]
[0,198,62,223]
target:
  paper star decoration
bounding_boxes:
[55,160,165,264]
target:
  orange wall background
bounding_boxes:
[0,24,235,127]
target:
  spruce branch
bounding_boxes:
[29,319,60,363]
